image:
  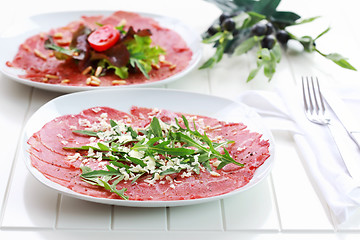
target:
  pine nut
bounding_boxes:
[112,80,127,85]
[82,66,93,75]
[34,49,47,60]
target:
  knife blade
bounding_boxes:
[322,90,360,149]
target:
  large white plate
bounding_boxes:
[0,11,202,93]
[21,88,275,207]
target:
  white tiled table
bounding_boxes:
[2,0,360,239]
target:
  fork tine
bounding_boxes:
[315,77,326,115]
[301,77,309,112]
[310,76,320,114]
[304,76,315,114]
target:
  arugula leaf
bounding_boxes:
[67,115,242,200]
[80,166,128,200]
[44,37,79,60]
[72,129,99,137]
[176,116,243,168]
[132,138,196,157]
[149,115,163,137]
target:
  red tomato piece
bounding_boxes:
[87,25,120,52]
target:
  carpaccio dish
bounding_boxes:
[27,106,271,201]
[7,11,193,87]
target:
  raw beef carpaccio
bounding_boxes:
[27,106,270,201]
[8,11,192,87]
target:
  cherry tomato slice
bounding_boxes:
[88,25,120,52]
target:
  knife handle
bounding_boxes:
[350,132,360,149]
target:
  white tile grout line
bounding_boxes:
[165,207,170,232]
[219,199,227,232]
[269,173,283,232]
[0,87,34,228]
[54,194,63,230]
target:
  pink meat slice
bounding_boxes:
[28,106,270,201]
[9,11,192,86]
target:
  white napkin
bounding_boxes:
[236,82,360,224]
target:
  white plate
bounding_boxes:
[0,11,202,93]
[21,88,275,207]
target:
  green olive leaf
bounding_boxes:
[233,36,259,55]
[319,52,357,71]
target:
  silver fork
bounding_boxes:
[302,76,329,125]
[302,76,359,180]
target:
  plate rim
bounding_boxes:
[0,10,203,93]
[22,88,275,207]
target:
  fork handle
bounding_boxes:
[327,123,360,181]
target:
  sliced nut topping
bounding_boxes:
[39,32,46,40]
[86,76,101,86]
[22,44,31,52]
[119,19,127,26]
[34,49,47,60]
[169,64,177,70]
[56,39,71,46]
[81,66,93,75]
[61,79,70,84]
[45,74,59,79]
[94,66,103,77]
[112,80,127,85]
[151,63,160,70]
[53,32,63,39]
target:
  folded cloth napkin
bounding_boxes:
[236,82,360,225]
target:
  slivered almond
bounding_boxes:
[34,49,47,60]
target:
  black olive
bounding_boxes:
[265,22,273,35]
[276,30,290,44]
[219,13,232,24]
[261,35,276,49]
[207,25,218,36]
[221,18,236,32]
[251,23,267,36]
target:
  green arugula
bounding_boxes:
[201,0,356,81]
[44,37,79,60]
[65,115,241,199]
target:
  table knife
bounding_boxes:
[322,90,360,149]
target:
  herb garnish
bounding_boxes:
[64,115,241,200]
[45,25,165,80]
[200,0,356,81]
